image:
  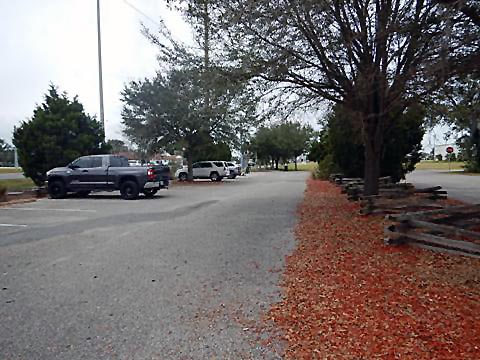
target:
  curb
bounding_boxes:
[0,188,47,204]
[0,198,39,207]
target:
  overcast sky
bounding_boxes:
[0,0,446,151]
[0,0,191,143]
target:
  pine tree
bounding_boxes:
[13,85,108,185]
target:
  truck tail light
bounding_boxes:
[147,167,156,181]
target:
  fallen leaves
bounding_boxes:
[268,179,480,359]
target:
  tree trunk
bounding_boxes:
[363,140,381,195]
[294,157,298,171]
[469,115,480,171]
[362,79,385,196]
[473,128,480,170]
[203,1,210,71]
[275,158,279,170]
[202,0,211,121]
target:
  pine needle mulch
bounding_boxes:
[268,179,480,359]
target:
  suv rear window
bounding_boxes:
[213,162,224,167]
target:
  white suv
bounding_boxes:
[175,161,228,182]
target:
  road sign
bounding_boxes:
[446,146,454,154]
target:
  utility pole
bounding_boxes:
[97,0,105,139]
[14,147,18,168]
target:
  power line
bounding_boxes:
[122,0,161,27]
[121,0,189,48]
[97,0,105,139]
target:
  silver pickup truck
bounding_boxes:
[46,154,170,200]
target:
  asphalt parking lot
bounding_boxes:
[407,169,480,203]
[0,171,308,359]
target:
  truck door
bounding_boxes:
[86,156,108,188]
[106,156,127,189]
[69,156,93,190]
[71,156,107,190]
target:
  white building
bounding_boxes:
[295,154,309,163]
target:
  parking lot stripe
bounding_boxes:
[0,223,28,227]
[0,207,97,213]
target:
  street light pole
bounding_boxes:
[97,0,105,139]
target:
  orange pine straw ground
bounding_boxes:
[269,179,480,359]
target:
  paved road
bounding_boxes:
[407,169,480,203]
[0,172,25,180]
[0,171,308,359]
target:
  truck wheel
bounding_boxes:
[120,180,139,200]
[143,189,157,198]
[48,180,66,199]
[178,173,187,181]
[210,172,220,182]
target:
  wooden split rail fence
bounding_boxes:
[329,174,480,258]
[329,174,448,215]
[385,205,480,258]
[361,186,448,215]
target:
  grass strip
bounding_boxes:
[0,178,36,192]
[415,160,465,170]
[0,168,23,174]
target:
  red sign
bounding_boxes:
[446,146,454,154]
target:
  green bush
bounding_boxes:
[311,164,322,180]
[13,85,109,186]
[465,161,480,173]
[313,154,339,180]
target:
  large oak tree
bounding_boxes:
[123,0,261,180]
[213,0,474,194]
[121,65,245,179]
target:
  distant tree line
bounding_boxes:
[249,121,313,170]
